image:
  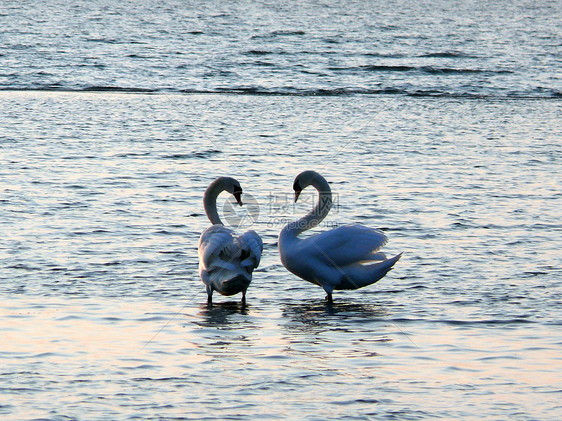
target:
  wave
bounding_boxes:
[243,50,275,56]
[419,51,479,58]
[362,52,408,58]
[162,149,222,159]
[251,30,306,39]
[1,85,560,99]
[83,86,157,93]
[330,65,513,74]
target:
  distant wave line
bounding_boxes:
[1,85,560,100]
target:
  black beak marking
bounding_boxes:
[233,188,243,206]
[293,180,302,203]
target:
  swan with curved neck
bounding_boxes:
[198,177,263,304]
[279,171,402,303]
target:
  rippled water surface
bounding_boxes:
[1,0,560,97]
[2,91,561,420]
[1,0,562,420]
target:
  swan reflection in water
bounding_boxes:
[283,299,388,320]
[281,298,390,335]
[194,301,250,328]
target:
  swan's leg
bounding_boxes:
[203,274,213,305]
[326,293,333,304]
[241,291,247,305]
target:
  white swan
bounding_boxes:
[198,177,263,304]
[278,171,402,302]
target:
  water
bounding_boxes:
[2,0,560,98]
[1,1,561,420]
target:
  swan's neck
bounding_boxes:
[203,179,225,225]
[282,176,332,238]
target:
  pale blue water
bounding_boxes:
[1,1,561,420]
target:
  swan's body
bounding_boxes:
[278,171,402,302]
[198,177,263,304]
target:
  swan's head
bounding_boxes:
[292,170,324,202]
[228,179,244,206]
[214,176,244,206]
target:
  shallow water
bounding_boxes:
[1,0,562,419]
[1,91,561,420]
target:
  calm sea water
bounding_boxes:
[1,1,561,420]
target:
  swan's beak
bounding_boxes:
[294,189,301,202]
[234,192,243,206]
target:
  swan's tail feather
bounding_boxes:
[219,274,251,296]
[338,252,402,290]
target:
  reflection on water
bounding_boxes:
[281,299,389,335]
[195,301,250,327]
[283,299,389,320]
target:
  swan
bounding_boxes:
[198,177,263,304]
[278,171,402,303]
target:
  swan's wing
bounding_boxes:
[237,230,263,269]
[303,224,388,268]
[198,225,239,271]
